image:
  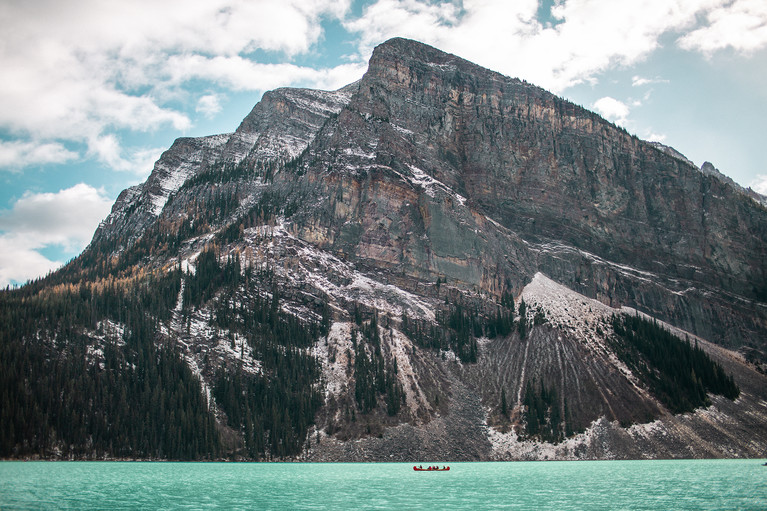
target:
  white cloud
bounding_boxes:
[87,135,165,177]
[632,75,669,87]
[0,48,190,142]
[0,140,78,170]
[346,0,718,92]
[751,175,767,195]
[344,0,461,53]
[345,0,767,93]
[592,97,631,125]
[0,183,114,286]
[196,94,223,118]
[0,183,113,250]
[632,76,652,87]
[0,0,353,172]
[678,0,767,54]
[0,234,63,288]
[166,55,366,92]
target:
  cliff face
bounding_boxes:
[258,37,765,348]
[90,38,767,349]
[91,85,356,257]
[7,38,767,462]
[91,134,230,250]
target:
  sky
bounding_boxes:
[1,0,766,287]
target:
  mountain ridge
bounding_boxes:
[273,37,767,347]
[2,37,766,461]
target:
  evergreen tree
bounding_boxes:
[501,387,508,417]
[518,298,528,339]
[610,314,739,414]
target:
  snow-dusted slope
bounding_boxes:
[90,84,356,255]
[521,272,617,343]
[147,134,231,215]
[221,84,357,166]
[473,272,766,460]
[91,134,230,251]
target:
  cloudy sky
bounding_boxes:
[1,0,766,286]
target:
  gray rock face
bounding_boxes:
[91,85,355,257]
[221,84,357,166]
[74,37,767,460]
[267,37,766,348]
[91,134,229,251]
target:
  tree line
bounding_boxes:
[0,270,219,459]
[185,246,326,459]
[401,292,523,363]
[611,313,739,413]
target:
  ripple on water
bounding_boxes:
[0,460,766,510]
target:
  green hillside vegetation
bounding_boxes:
[611,314,739,414]
[351,315,404,417]
[0,270,219,459]
[0,241,329,460]
[181,246,326,459]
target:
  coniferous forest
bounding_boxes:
[0,236,330,459]
[194,249,327,460]
[611,314,739,413]
[0,269,220,459]
[401,295,516,363]
[1,248,744,458]
[350,315,404,417]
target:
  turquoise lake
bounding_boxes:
[1,459,766,510]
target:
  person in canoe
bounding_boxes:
[413,465,450,471]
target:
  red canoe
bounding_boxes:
[413,466,450,471]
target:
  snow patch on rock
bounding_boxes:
[348,274,436,322]
[149,133,231,215]
[520,272,615,347]
[487,416,619,460]
[315,322,354,399]
[406,164,467,206]
[282,87,351,117]
[235,219,440,323]
[391,124,414,136]
[387,328,432,421]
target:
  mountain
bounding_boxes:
[2,38,766,461]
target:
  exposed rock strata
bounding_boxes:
[56,38,767,460]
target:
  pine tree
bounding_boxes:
[518,298,528,339]
[501,387,508,417]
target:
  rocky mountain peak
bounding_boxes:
[223,84,356,166]
[700,161,718,174]
[366,37,509,83]
[648,141,695,167]
[700,160,767,206]
[4,38,766,463]
[89,36,767,348]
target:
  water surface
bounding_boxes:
[1,459,765,510]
